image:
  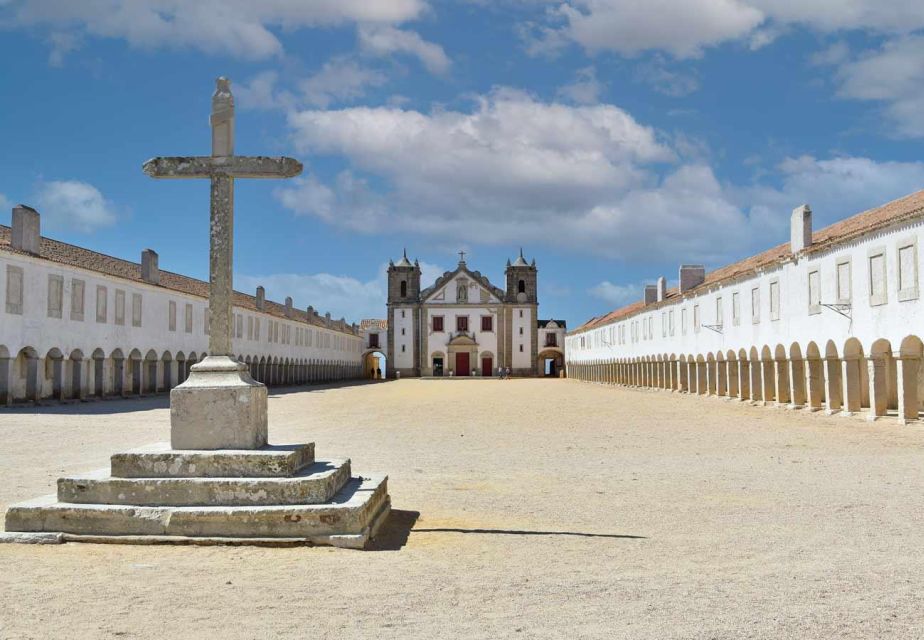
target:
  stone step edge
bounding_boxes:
[6,475,388,541]
[58,459,352,507]
[110,442,316,479]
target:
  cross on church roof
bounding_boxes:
[458,250,466,263]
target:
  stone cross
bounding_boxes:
[458,250,466,263]
[143,77,302,357]
[142,77,302,451]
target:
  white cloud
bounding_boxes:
[7,0,428,61]
[0,193,10,213]
[537,0,764,59]
[556,66,604,104]
[299,58,389,108]
[236,259,444,321]
[34,180,117,232]
[529,0,924,60]
[276,89,924,265]
[825,35,924,137]
[590,281,640,306]
[358,24,451,75]
[634,58,699,96]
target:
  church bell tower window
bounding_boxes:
[518,279,525,294]
[400,280,407,298]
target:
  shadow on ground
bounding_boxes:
[3,380,389,415]
[367,510,646,551]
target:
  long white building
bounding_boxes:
[566,189,924,424]
[0,205,364,404]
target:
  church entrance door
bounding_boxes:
[481,356,493,377]
[456,352,470,376]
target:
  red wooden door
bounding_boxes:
[481,357,493,377]
[456,352,470,376]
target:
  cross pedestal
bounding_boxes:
[142,79,301,450]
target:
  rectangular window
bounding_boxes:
[47,274,63,319]
[732,292,740,326]
[248,316,254,340]
[715,296,723,327]
[481,316,493,332]
[369,333,380,348]
[132,293,142,327]
[519,326,524,336]
[184,303,193,333]
[898,239,919,301]
[751,287,760,324]
[836,259,852,303]
[168,300,177,331]
[96,285,107,323]
[115,289,126,325]
[236,314,243,338]
[273,322,279,342]
[256,318,261,341]
[693,304,700,333]
[401,310,405,319]
[5,266,23,315]
[669,310,675,336]
[769,280,780,321]
[70,278,85,321]
[519,310,523,318]
[401,344,406,353]
[681,308,687,335]
[457,316,469,332]
[808,269,821,315]
[868,250,887,306]
[519,344,524,352]
[433,316,444,332]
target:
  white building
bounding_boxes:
[386,250,559,377]
[0,205,364,404]
[566,190,924,424]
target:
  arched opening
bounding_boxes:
[363,351,387,379]
[92,348,105,397]
[737,348,750,400]
[868,338,895,421]
[0,345,11,406]
[14,347,40,403]
[400,280,407,298]
[842,338,867,416]
[69,349,85,400]
[804,342,824,411]
[176,351,187,385]
[144,349,158,394]
[760,345,775,404]
[898,335,924,423]
[773,344,790,406]
[162,351,173,390]
[110,349,125,397]
[788,343,805,408]
[517,279,526,294]
[129,349,143,395]
[45,348,64,401]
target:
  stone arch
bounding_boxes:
[161,350,174,391]
[841,338,867,415]
[868,338,896,420]
[45,348,65,401]
[14,347,40,403]
[898,335,924,423]
[69,348,86,401]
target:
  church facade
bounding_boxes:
[386,251,543,377]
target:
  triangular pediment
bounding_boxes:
[421,265,503,304]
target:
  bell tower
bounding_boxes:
[386,249,422,378]
[505,248,537,304]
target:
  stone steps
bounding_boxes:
[6,475,389,549]
[110,442,315,478]
[58,459,351,506]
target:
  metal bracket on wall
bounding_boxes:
[701,324,723,335]
[821,302,852,321]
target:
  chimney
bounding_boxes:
[791,204,812,254]
[679,265,706,293]
[11,205,40,255]
[285,296,293,317]
[657,276,667,302]
[255,286,265,311]
[307,305,315,319]
[141,249,160,285]
[325,312,331,327]
[644,285,658,305]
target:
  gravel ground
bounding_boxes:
[1,378,924,639]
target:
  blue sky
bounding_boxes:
[3,1,924,328]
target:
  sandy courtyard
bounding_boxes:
[1,379,924,639]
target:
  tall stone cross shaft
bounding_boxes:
[142,77,302,451]
[143,77,302,357]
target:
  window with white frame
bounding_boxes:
[693,304,700,333]
[751,287,760,324]
[836,258,852,303]
[769,279,780,321]
[715,296,723,327]
[897,238,919,301]
[732,291,740,326]
[808,269,821,315]
[868,249,888,306]
[681,308,687,335]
